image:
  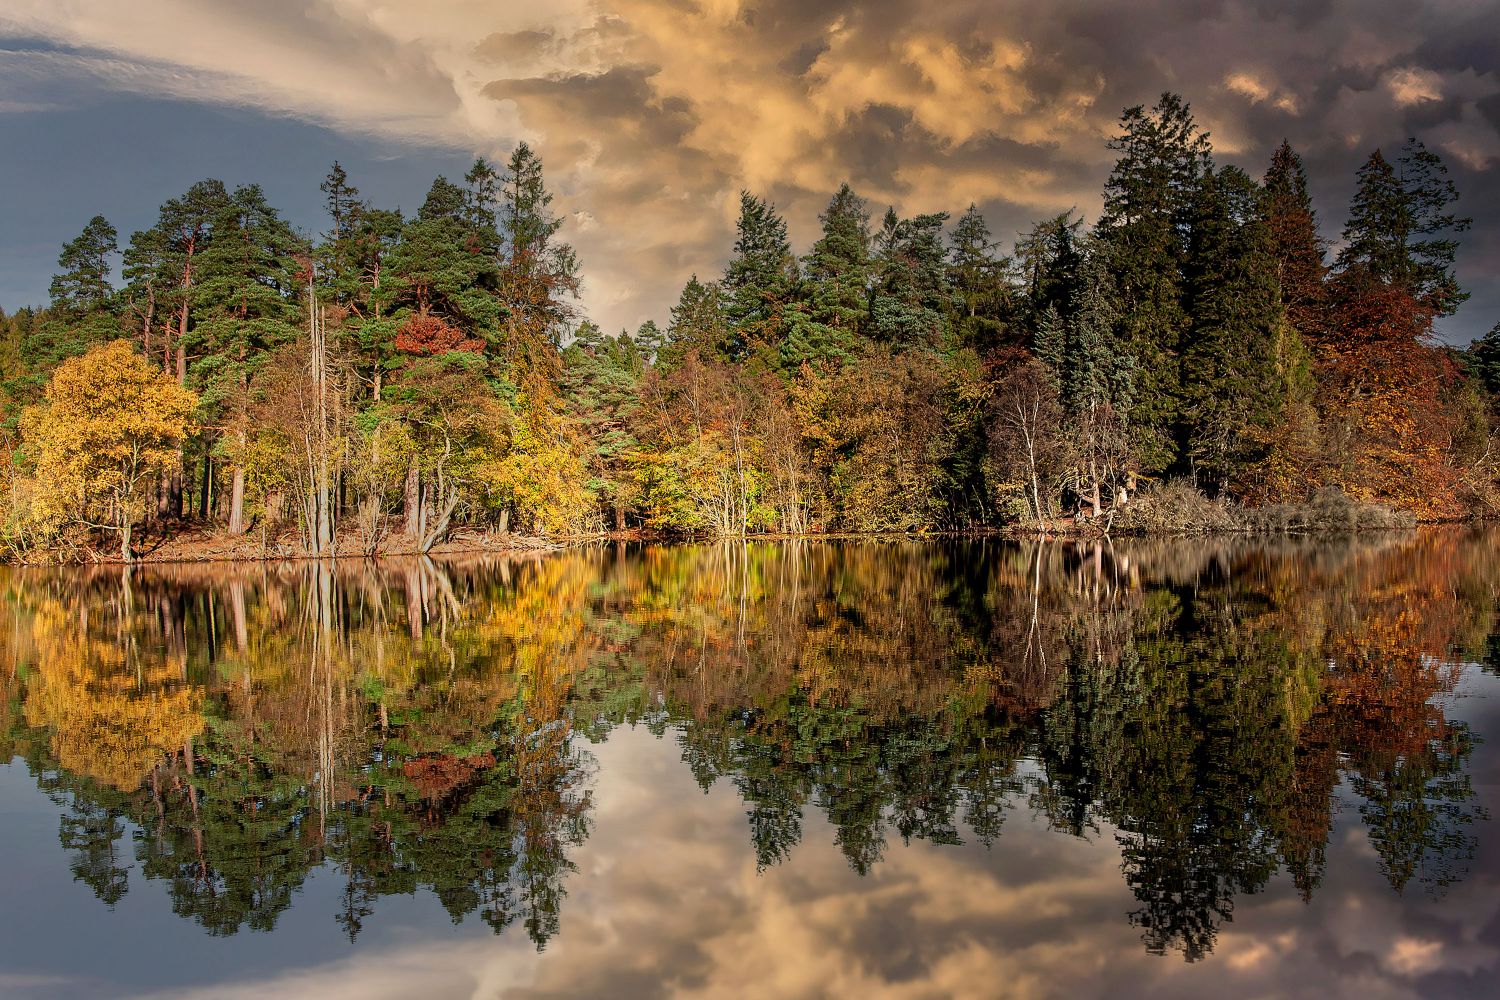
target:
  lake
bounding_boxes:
[1,532,1497,999]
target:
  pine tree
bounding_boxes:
[947,204,1011,351]
[318,161,366,306]
[50,216,119,316]
[191,184,306,531]
[1469,323,1500,398]
[1261,141,1327,344]
[500,143,579,360]
[663,274,728,365]
[722,192,797,361]
[1033,304,1066,383]
[1017,212,1083,316]
[1336,140,1471,316]
[869,208,950,349]
[634,319,667,364]
[463,157,502,253]
[1064,247,1128,416]
[418,176,467,222]
[1180,166,1285,493]
[1096,92,1213,474]
[784,183,870,369]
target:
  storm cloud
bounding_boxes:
[2,0,1497,341]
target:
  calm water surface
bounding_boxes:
[1,532,1498,999]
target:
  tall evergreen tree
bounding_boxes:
[1096,92,1213,474]
[1261,141,1327,343]
[722,192,797,361]
[869,208,950,349]
[947,204,1012,351]
[500,142,579,361]
[784,183,871,369]
[663,274,728,365]
[1181,166,1285,492]
[1335,140,1471,316]
[317,161,366,306]
[463,157,503,253]
[50,216,119,316]
[418,176,467,222]
[191,184,307,531]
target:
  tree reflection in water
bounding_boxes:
[0,530,1491,959]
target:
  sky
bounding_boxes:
[0,0,1497,345]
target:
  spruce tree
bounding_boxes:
[784,183,870,369]
[500,143,579,351]
[1261,141,1327,343]
[722,192,797,360]
[663,274,729,365]
[869,208,950,349]
[947,204,1011,351]
[1181,166,1284,492]
[1095,92,1213,474]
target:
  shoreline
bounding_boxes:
[2,518,1460,568]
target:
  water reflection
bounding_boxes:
[0,532,1493,964]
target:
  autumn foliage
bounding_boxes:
[394,311,484,356]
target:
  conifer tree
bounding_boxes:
[418,176,467,222]
[1096,92,1213,474]
[1469,323,1500,398]
[664,274,728,365]
[1336,140,1471,316]
[869,208,950,349]
[50,216,119,317]
[192,184,306,530]
[500,143,579,361]
[1181,166,1284,492]
[634,319,667,364]
[947,204,1011,351]
[317,161,366,306]
[783,184,870,369]
[1261,141,1327,343]
[722,192,797,361]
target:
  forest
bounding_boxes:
[1,91,1496,559]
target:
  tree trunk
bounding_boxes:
[419,488,459,553]
[404,459,420,539]
[120,517,133,563]
[169,453,185,519]
[228,464,247,535]
[199,453,212,520]
[1090,457,1103,518]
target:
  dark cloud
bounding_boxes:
[1,0,1496,340]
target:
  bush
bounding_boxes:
[1111,481,1413,535]
[1112,479,1239,534]
[1237,486,1414,533]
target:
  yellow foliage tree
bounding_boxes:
[20,340,197,559]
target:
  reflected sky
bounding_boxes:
[0,533,1498,998]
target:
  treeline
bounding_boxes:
[1,92,1496,557]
